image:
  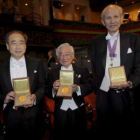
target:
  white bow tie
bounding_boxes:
[106,33,118,40]
[11,61,24,68]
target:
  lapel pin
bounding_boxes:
[78,75,81,78]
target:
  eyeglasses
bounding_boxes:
[59,53,73,58]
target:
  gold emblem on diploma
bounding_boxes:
[57,70,74,98]
[109,66,129,89]
[13,77,33,107]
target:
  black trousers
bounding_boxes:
[96,89,132,138]
[0,123,4,140]
[54,106,87,140]
[4,106,45,140]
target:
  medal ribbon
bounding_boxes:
[107,34,118,58]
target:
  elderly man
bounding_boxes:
[90,4,140,137]
[46,43,93,140]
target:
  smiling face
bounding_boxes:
[58,46,74,68]
[101,5,123,36]
[6,33,26,60]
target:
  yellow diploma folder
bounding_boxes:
[109,66,129,88]
[13,77,33,107]
[57,70,74,98]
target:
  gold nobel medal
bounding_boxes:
[19,96,27,102]
[61,87,69,94]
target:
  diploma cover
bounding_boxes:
[57,70,74,98]
[13,77,33,107]
[109,66,129,88]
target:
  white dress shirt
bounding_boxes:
[10,56,27,85]
[100,31,120,92]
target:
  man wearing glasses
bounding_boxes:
[46,43,93,140]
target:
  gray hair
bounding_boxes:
[56,43,74,57]
[101,4,123,19]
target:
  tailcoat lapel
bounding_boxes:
[25,57,34,87]
[73,64,79,84]
[3,59,13,91]
[54,67,60,80]
[120,32,129,65]
[73,64,84,84]
[100,34,107,69]
[100,32,129,67]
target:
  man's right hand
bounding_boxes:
[4,91,15,104]
[53,79,61,92]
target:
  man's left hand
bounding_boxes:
[23,94,36,108]
[72,84,79,92]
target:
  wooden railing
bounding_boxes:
[24,12,44,26]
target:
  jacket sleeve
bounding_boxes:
[34,60,46,104]
[79,67,93,97]
[127,34,140,88]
